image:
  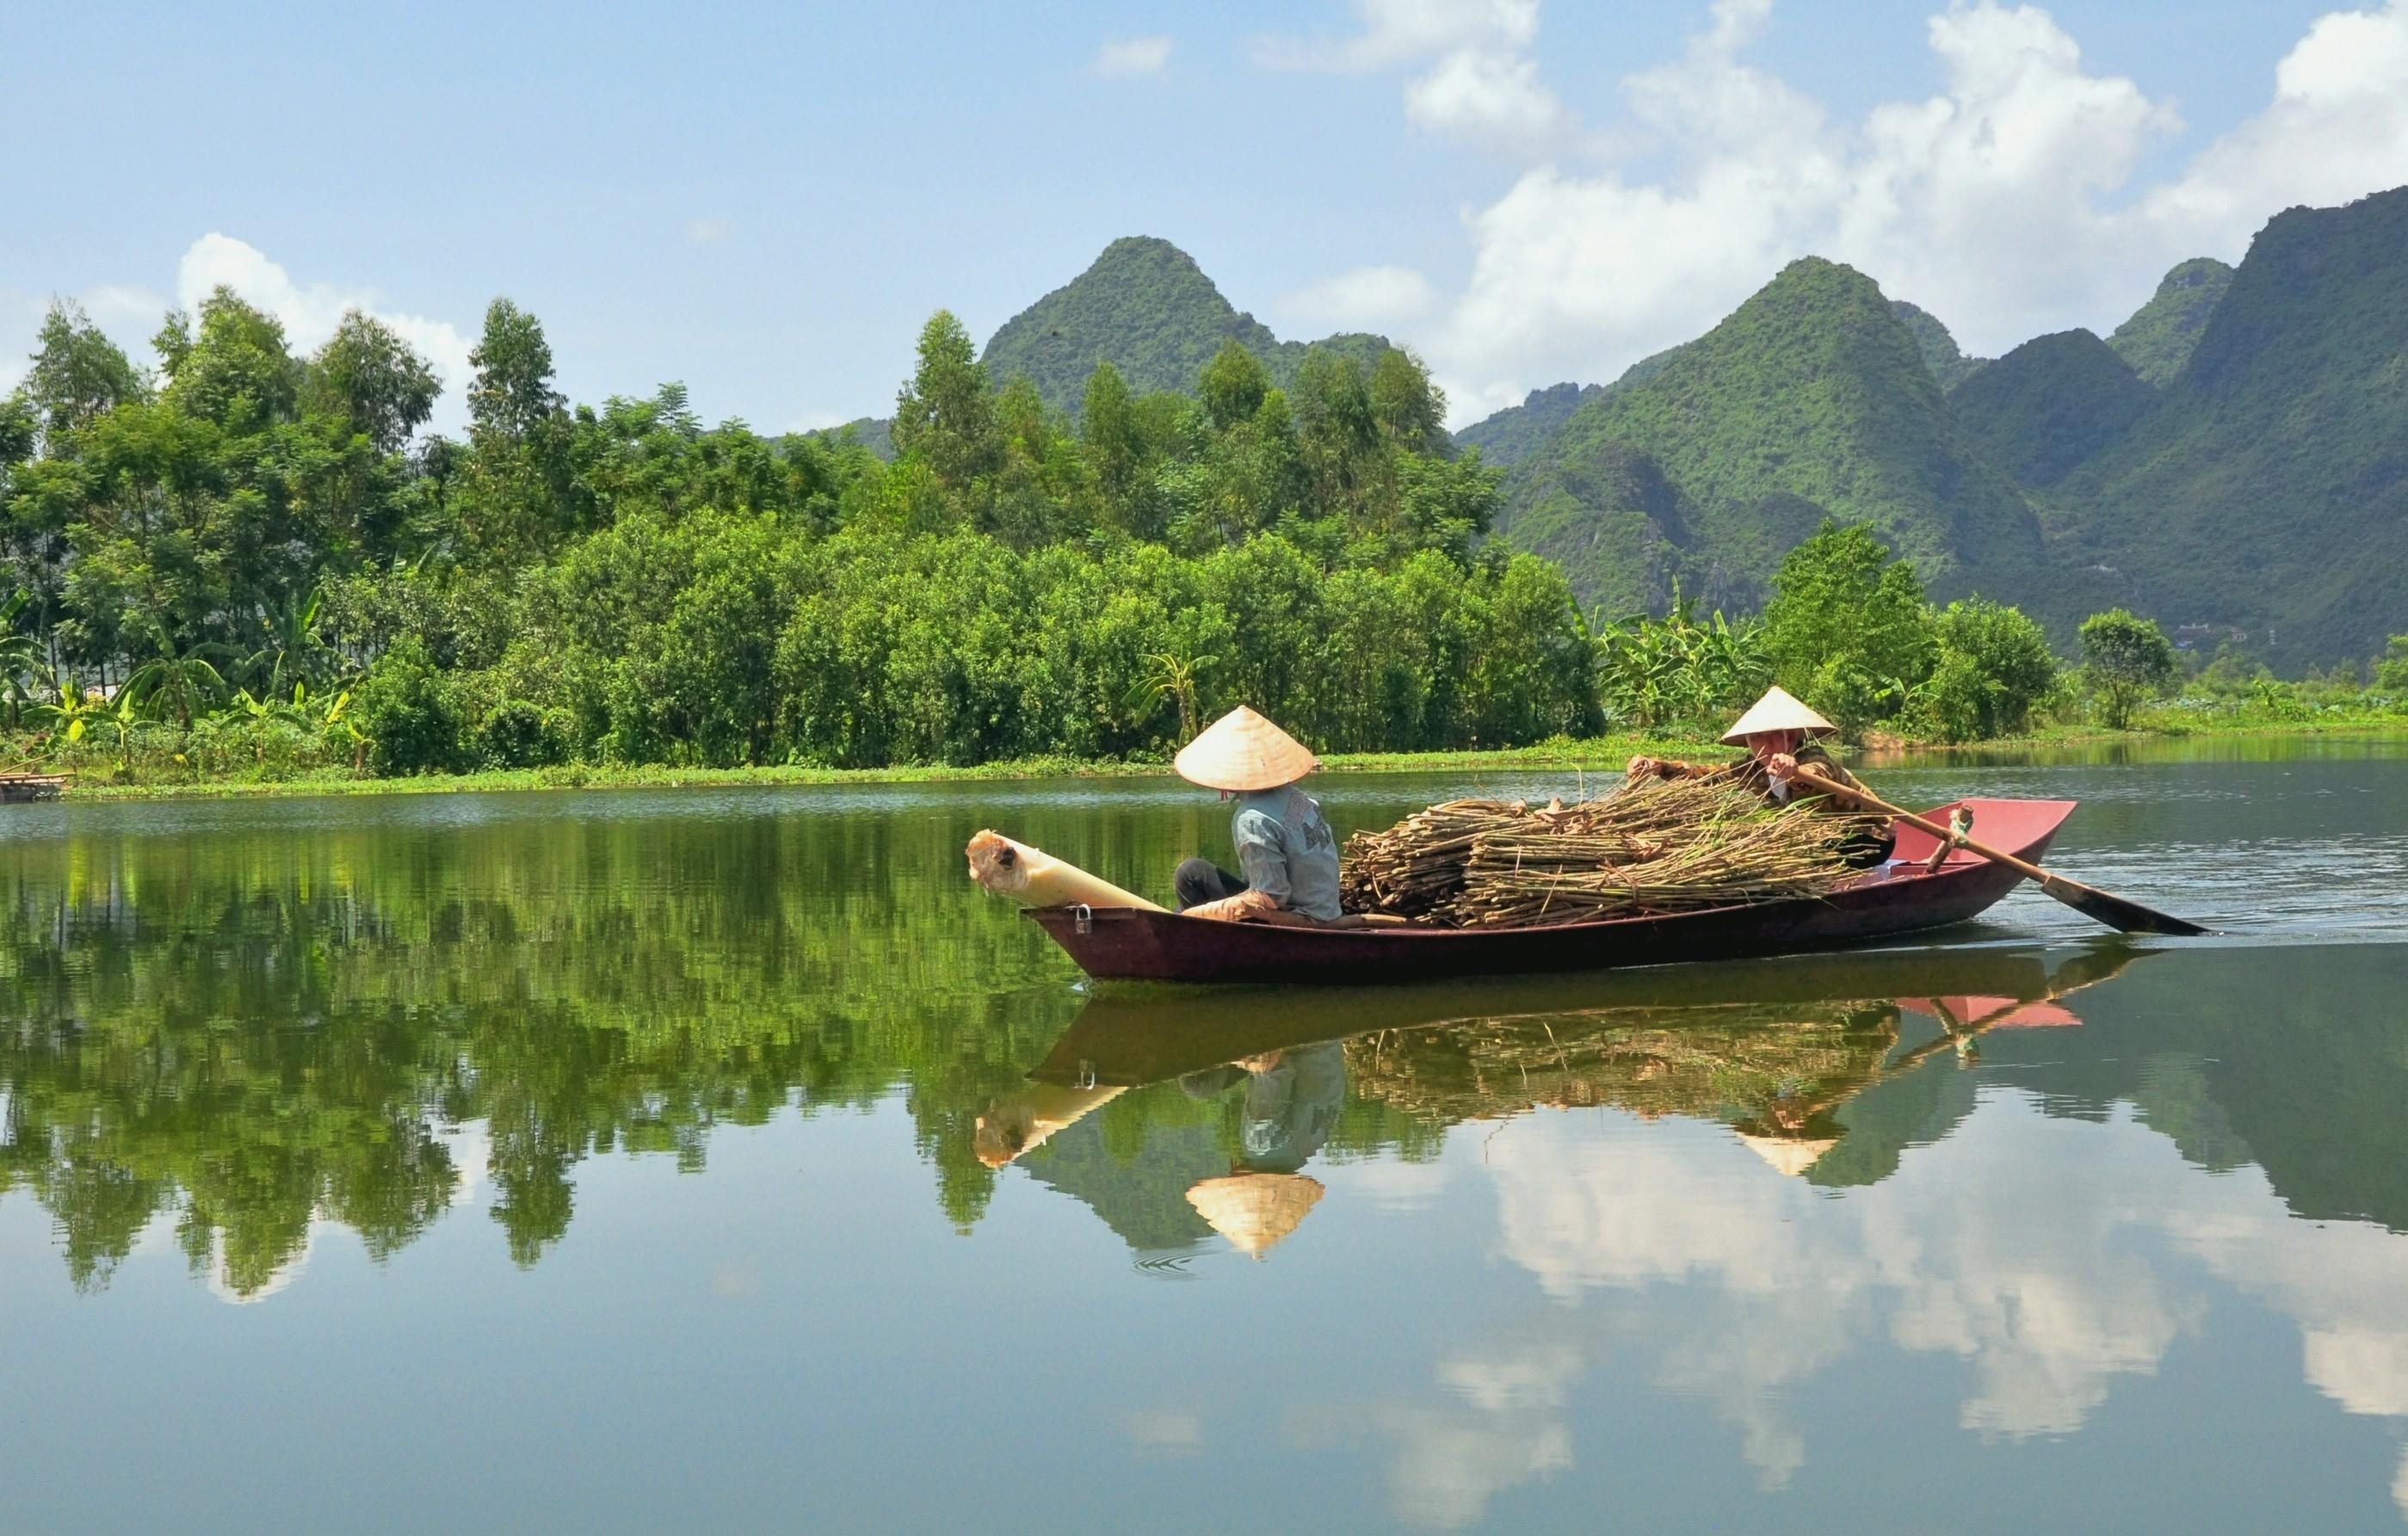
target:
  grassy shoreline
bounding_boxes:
[40,713,2406,802]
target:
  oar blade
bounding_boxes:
[2043,878,2212,936]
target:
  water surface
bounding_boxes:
[5,739,2408,1532]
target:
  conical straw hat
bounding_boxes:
[1174,706,1319,792]
[1735,1132,1839,1177]
[1720,686,1837,745]
[1185,1172,1325,1258]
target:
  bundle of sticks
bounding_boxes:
[1338,776,1869,928]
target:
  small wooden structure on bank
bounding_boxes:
[0,772,69,803]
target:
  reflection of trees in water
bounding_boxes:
[0,809,1093,1294]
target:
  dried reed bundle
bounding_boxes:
[1340,778,1868,928]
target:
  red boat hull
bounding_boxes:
[1027,798,2077,984]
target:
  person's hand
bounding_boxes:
[1626,755,1658,778]
[1766,751,1800,781]
[1186,897,1242,922]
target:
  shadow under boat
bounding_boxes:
[983,940,2157,1261]
[1030,940,2153,1093]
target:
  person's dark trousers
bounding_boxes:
[1176,858,1248,911]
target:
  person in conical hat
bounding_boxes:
[1625,686,1896,868]
[1171,706,1345,923]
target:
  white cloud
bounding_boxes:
[1288,0,2408,428]
[175,232,475,435]
[1254,0,1539,71]
[1256,0,1573,157]
[688,216,735,244]
[1096,36,1174,77]
[1285,263,1441,329]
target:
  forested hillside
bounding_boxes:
[980,237,1390,416]
[2044,185,2408,663]
[2107,257,2235,386]
[1890,300,1989,391]
[1948,330,2156,488]
[1495,258,2045,616]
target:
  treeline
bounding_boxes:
[1596,521,2408,743]
[0,293,1596,779]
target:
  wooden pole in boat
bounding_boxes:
[1794,769,2210,937]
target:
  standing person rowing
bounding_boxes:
[1625,686,1898,869]
[1171,706,1345,924]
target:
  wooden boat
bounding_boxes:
[0,772,68,803]
[1025,796,2077,984]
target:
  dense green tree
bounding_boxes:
[1368,348,1447,454]
[466,298,563,441]
[157,287,303,430]
[892,310,1000,492]
[1924,597,2060,741]
[25,299,148,442]
[1761,521,1937,731]
[1198,339,1269,432]
[306,311,440,453]
[2080,608,2180,729]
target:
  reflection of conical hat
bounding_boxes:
[1720,686,1837,744]
[1185,1172,1324,1257]
[1174,706,1318,792]
[1735,1132,1839,1176]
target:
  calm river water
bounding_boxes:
[5,737,2408,1533]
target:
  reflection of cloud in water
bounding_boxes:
[1125,1409,1203,1455]
[1336,1086,2408,1527]
[1341,1157,1450,1212]
[2393,1442,2408,1522]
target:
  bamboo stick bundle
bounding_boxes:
[1338,778,1866,928]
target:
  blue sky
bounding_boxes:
[5,0,2405,431]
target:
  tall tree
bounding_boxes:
[308,311,441,453]
[157,287,302,431]
[466,299,563,441]
[1368,347,1447,455]
[1198,340,1269,433]
[891,310,1000,490]
[24,299,147,443]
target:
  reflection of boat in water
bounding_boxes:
[1028,798,2077,984]
[991,942,2152,1256]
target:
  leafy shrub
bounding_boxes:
[2079,609,2181,730]
[476,699,570,769]
[355,635,466,774]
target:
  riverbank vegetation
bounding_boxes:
[2,293,2398,796]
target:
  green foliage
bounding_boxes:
[2374,635,2408,695]
[1593,590,1770,731]
[1889,299,1989,391]
[1452,382,1601,467]
[2048,189,2408,666]
[355,634,465,773]
[2080,608,2181,729]
[1761,521,1938,734]
[2106,257,2235,386]
[306,311,440,453]
[1947,330,2156,488]
[1497,257,2044,617]
[25,299,149,441]
[977,235,1392,416]
[1923,597,2061,742]
[892,310,1001,491]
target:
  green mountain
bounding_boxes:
[1890,299,1990,391]
[2044,185,2408,663]
[1947,330,2156,488]
[980,236,1390,414]
[1497,257,2046,614]
[1453,382,1602,466]
[2106,257,2235,386]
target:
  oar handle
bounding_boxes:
[1794,769,2048,883]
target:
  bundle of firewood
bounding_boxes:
[1339,777,1866,928]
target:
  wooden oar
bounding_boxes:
[1795,768,2210,936]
